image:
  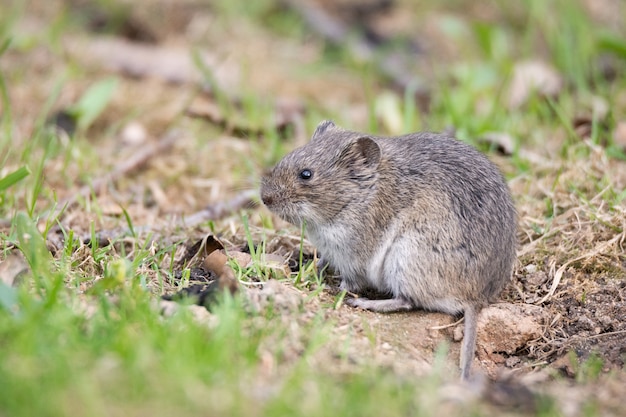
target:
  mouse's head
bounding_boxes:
[261,120,381,228]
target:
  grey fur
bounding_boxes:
[260,121,517,380]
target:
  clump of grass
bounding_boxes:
[0,214,459,417]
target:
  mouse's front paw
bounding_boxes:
[316,256,331,277]
[345,297,370,309]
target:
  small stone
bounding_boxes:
[246,280,303,313]
[551,354,576,378]
[505,356,521,368]
[576,315,595,330]
[596,315,613,328]
[121,121,148,145]
[526,271,548,287]
[160,300,179,317]
[477,303,546,357]
[453,324,464,342]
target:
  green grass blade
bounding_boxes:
[68,77,119,131]
[598,33,626,59]
[121,205,136,238]
[0,165,29,191]
[15,212,55,291]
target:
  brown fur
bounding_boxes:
[261,121,517,380]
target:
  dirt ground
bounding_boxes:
[2,0,626,412]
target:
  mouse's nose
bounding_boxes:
[260,185,275,206]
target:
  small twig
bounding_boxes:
[430,316,464,330]
[581,329,626,340]
[537,329,626,361]
[178,189,259,228]
[0,131,182,232]
[186,96,305,140]
[51,129,181,223]
[72,189,260,245]
[283,0,428,98]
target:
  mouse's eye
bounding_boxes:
[299,169,313,180]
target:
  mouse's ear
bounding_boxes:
[311,120,336,142]
[337,137,381,170]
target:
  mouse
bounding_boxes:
[260,120,517,380]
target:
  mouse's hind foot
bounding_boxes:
[346,297,415,313]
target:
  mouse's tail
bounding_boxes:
[460,304,479,381]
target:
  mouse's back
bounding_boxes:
[377,132,517,301]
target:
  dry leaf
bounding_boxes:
[180,235,225,266]
[228,250,253,269]
[203,250,229,274]
[203,248,238,295]
[507,60,563,108]
[65,36,239,89]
